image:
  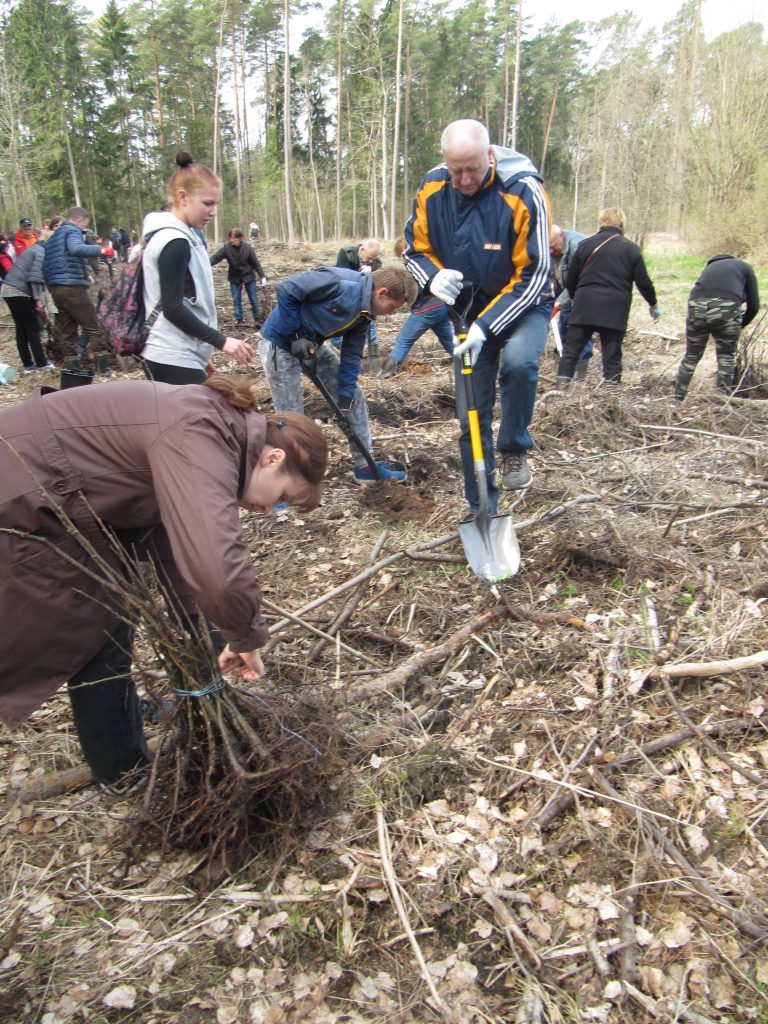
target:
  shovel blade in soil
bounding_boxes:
[459,510,520,582]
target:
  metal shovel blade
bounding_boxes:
[459,507,521,582]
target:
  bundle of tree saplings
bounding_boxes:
[36,512,343,875]
[130,635,343,875]
[734,308,768,398]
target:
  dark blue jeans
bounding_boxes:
[454,306,549,512]
[67,620,150,785]
[391,306,455,363]
[230,279,261,323]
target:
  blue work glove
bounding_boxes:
[650,304,662,321]
[453,322,487,366]
[430,269,464,305]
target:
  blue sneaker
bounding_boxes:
[354,462,406,485]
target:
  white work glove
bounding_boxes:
[453,322,487,365]
[430,268,464,305]
[260,277,267,287]
[359,264,372,275]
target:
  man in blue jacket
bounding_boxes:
[42,206,109,365]
[404,119,552,508]
[258,264,417,483]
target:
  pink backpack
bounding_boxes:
[97,253,161,357]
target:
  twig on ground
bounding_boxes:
[589,767,768,942]
[261,596,378,665]
[482,889,542,970]
[348,605,512,699]
[652,649,768,679]
[307,529,389,662]
[660,677,767,789]
[376,803,450,1018]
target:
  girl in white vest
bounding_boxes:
[141,152,254,384]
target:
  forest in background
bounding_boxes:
[0,0,767,256]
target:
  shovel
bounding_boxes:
[450,292,521,582]
[298,350,382,480]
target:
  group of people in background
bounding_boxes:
[0,121,762,795]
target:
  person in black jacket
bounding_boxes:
[675,255,760,400]
[210,228,267,328]
[556,208,660,386]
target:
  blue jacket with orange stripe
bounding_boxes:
[403,146,552,337]
[261,266,373,399]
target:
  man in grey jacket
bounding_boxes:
[42,206,109,367]
[550,224,594,380]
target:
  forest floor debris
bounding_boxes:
[0,242,766,1022]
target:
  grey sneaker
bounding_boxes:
[498,451,531,490]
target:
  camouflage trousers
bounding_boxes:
[675,297,741,399]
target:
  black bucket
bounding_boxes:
[60,369,94,390]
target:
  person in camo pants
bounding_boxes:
[675,254,760,400]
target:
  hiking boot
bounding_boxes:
[498,451,531,491]
[354,462,407,485]
[379,357,403,378]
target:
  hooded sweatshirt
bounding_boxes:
[141,211,224,371]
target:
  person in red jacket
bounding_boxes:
[13,217,39,254]
[0,233,13,279]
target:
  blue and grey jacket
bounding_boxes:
[262,267,373,400]
[42,222,102,286]
[404,145,552,337]
[554,228,586,306]
[2,240,46,297]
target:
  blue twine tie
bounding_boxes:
[172,676,227,699]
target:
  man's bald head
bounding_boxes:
[440,120,492,197]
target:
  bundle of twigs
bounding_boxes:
[733,307,768,398]
[119,566,344,875]
[131,646,343,872]
[14,495,344,876]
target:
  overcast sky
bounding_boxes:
[525,0,765,39]
[83,0,766,41]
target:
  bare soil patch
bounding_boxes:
[0,243,767,1023]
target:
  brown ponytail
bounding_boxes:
[203,377,328,510]
[167,151,221,204]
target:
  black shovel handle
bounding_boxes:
[298,354,382,480]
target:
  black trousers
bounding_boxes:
[4,295,48,369]
[67,620,150,785]
[558,324,625,382]
[143,359,207,385]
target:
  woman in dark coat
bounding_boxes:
[0,376,327,792]
[556,207,660,385]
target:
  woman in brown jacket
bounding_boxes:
[0,376,327,792]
